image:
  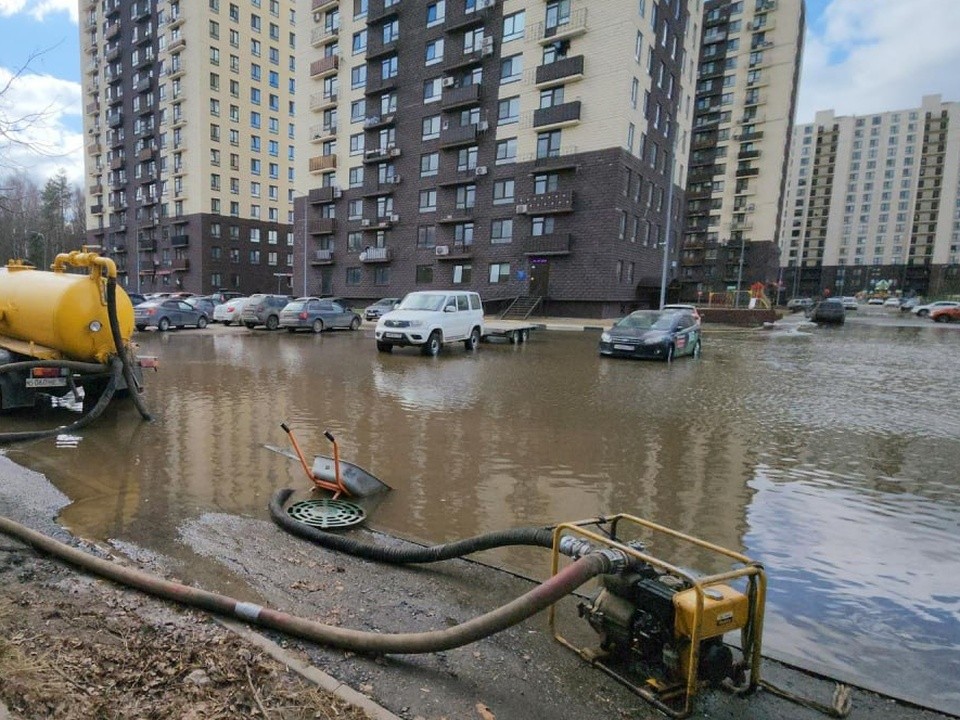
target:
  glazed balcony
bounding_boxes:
[363,113,396,129]
[534,55,584,89]
[362,145,401,163]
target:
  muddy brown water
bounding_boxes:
[4,317,960,715]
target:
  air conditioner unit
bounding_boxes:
[747,204,756,211]
[435,245,450,256]
[481,37,494,56]
[361,219,372,226]
[389,147,401,157]
[443,76,456,88]
[389,213,400,222]
[365,148,379,156]
[389,174,402,184]
[746,21,753,30]
[478,120,489,131]
[474,165,488,176]
[386,142,396,150]
[333,187,343,198]
[313,11,321,22]
[515,204,528,214]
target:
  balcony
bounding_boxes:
[362,145,401,163]
[168,38,186,53]
[311,24,340,46]
[105,44,121,62]
[87,141,103,154]
[738,149,761,160]
[309,91,338,111]
[366,35,399,61]
[171,234,189,247]
[363,175,401,195]
[86,101,100,115]
[363,113,396,130]
[89,183,103,196]
[367,0,400,24]
[360,215,397,230]
[522,146,580,170]
[105,22,120,40]
[515,191,574,215]
[735,166,760,178]
[138,147,154,162]
[107,111,123,128]
[522,233,572,256]
[310,55,339,78]
[308,186,341,203]
[437,167,482,187]
[364,74,399,96]
[309,155,337,173]
[441,83,481,110]
[170,258,190,272]
[535,55,585,88]
[110,156,125,170]
[136,76,152,93]
[90,204,104,215]
[139,239,157,252]
[309,123,337,142]
[444,2,493,33]
[310,249,335,265]
[439,123,479,148]
[437,209,475,224]
[533,101,581,130]
[360,246,391,263]
[309,218,337,235]
[443,44,488,72]
[434,243,473,260]
[312,0,338,10]
[534,8,588,45]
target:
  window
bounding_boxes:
[455,185,476,210]
[351,99,366,122]
[491,218,513,243]
[492,179,514,205]
[422,115,441,140]
[539,86,564,108]
[454,222,474,245]
[537,130,562,159]
[382,19,399,43]
[423,77,442,102]
[426,1,445,27]
[425,38,444,65]
[346,267,362,285]
[416,264,434,284]
[503,11,525,42]
[457,145,478,171]
[348,199,362,219]
[532,216,555,236]
[489,262,510,283]
[419,189,437,212]
[545,0,571,31]
[495,138,517,165]
[349,166,363,187]
[351,65,367,89]
[349,133,364,155]
[498,97,520,124]
[453,264,472,284]
[534,173,559,194]
[381,55,398,79]
[352,29,367,54]
[420,152,439,177]
[501,55,523,84]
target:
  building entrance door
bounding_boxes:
[529,258,550,297]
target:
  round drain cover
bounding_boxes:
[286,498,366,529]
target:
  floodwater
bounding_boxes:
[4,315,960,715]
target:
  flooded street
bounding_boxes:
[4,313,960,715]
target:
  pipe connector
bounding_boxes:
[558,536,595,559]
[596,548,631,574]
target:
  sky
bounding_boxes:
[1,0,960,186]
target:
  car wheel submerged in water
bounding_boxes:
[422,331,442,356]
[464,327,481,351]
[312,319,324,333]
[376,341,392,353]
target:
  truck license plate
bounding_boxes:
[26,377,67,388]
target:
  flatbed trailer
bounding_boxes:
[481,319,539,344]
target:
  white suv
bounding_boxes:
[375,291,484,355]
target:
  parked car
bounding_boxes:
[280,297,362,333]
[867,298,885,305]
[134,299,209,331]
[900,297,924,312]
[363,297,401,321]
[841,296,859,310]
[185,296,217,318]
[786,297,813,312]
[213,296,250,325]
[240,294,293,330]
[210,290,244,304]
[599,310,701,362]
[126,292,147,306]
[883,297,901,308]
[931,306,960,323]
[661,303,702,324]
[809,298,846,325]
[375,290,484,355]
[913,300,960,318]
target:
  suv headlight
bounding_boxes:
[408,320,423,327]
[600,332,611,342]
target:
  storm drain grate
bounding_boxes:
[286,498,366,529]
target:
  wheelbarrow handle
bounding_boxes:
[281,422,291,433]
[324,431,335,442]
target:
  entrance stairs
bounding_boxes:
[499,295,542,320]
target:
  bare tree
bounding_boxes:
[0,171,42,262]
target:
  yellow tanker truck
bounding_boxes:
[0,250,153,433]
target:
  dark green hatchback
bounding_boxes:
[599,310,701,362]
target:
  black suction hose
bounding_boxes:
[270,488,555,562]
[0,514,616,655]
[105,277,152,421]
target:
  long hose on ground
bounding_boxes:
[0,514,615,655]
[0,357,123,444]
[270,488,555,562]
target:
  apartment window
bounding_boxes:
[454,223,474,245]
[498,97,520,125]
[491,218,513,243]
[381,55,398,79]
[380,92,397,114]
[348,199,362,219]
[545,0,571,31]
[532,216,555,236]
[631,77,639,108]
[426,1,445,27]
[501,55,523,84]
[351,99,366,122]
[537,130,562,159]
[455,185,476,210]
[346,267,362,285]
[539,86,564,108]
[489,262,510,283]
[249,249,261,264]
[503,11,525,42]
[347,232,362,251]
[417,225,436,248]
[457,145,478,171]
[492,179,514,205]
[351,65,367,89]
[210,73,220,90]
[352,30,367,54]
[495,138,517,165]
[425,38,444,65]
[422,115,441,140]
[534,173,559,194]
[423,77,442,103]
[382,19,399,43]
[420,152,439,177]
[453,264,472,284]
[349,133,364,155]
[252,39,261,56]
[416,264,434,284]
[230,29,240,47]
[464,27,485,53]
[419,189,437,212]
[349,166,364,187]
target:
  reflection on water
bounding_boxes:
[5,322,960,714]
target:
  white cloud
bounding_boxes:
[0,67,84,185]
[0,0,76,22]
[797,0,960,122]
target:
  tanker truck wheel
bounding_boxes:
[158,317,171,332]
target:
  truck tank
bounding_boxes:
[0,260,135,364]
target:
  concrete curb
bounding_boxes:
[217,619,403,720]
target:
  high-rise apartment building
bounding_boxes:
[678,0,804,303]
[779,95,960,299]
[293,0,701,317]
[80,0,298,295]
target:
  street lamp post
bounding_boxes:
[659,121,677,309]
[734,235,746,308]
